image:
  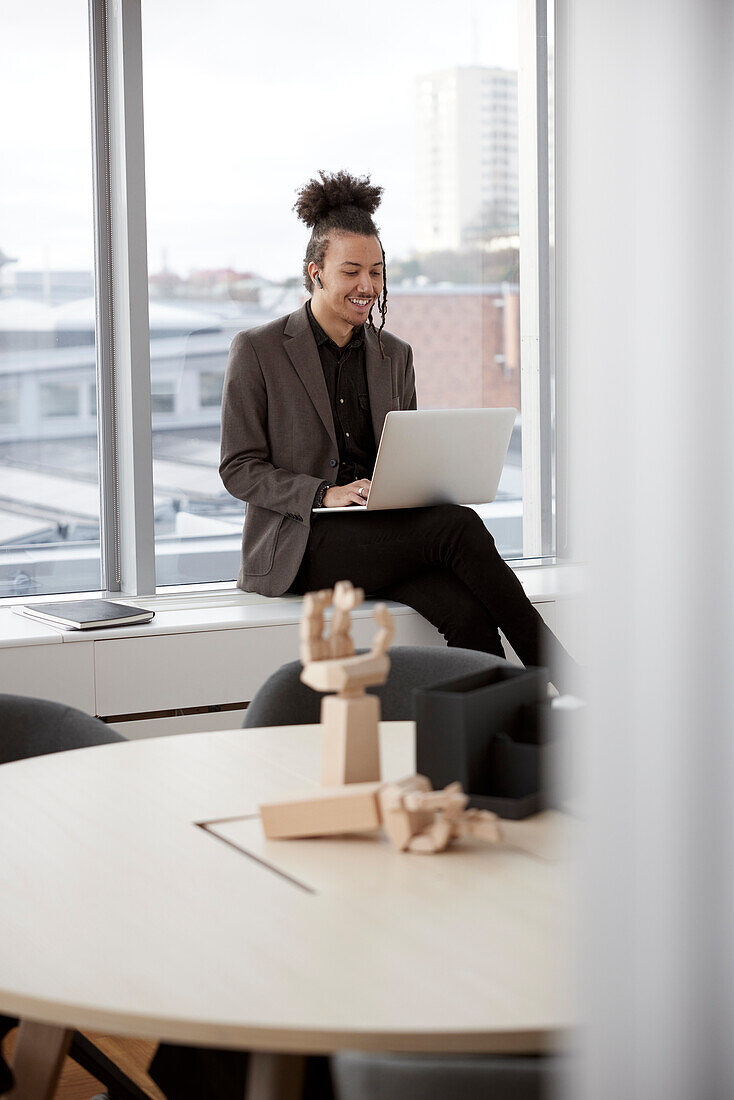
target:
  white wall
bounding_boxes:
[557,0,734,1096]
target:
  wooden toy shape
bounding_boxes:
[260,776,503,855]
[453,809,504,844]
[320,693,381,786]
[408,816,455,854]
[379,778,503,854]
[377,775,434,852]
[303,652,390,697]
[261,782,382,840]
[371,603,395,656]
[330,579,362,658]
[299,581,395,786]
[299,589,333,665]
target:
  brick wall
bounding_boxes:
[384,289,521,412]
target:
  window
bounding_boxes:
[151,382,176,415]
[151,393,175,415]
[0,0,554,601]
[0,1,103,597]
[40,382,80,418]
[142,0,528,587]
[0,379,19,426]
[199,371,224,409]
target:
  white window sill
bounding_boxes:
[0,561,584,649]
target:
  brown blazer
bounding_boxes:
[219,303,417,596]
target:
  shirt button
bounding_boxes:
[340,398,344,404]
[329,459,337,467]
[345,432,350,438]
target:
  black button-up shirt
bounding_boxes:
[306,299,376,485]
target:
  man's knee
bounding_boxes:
[432,503,494,544]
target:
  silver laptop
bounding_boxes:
[313,407,516,513]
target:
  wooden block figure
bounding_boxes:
[299,580,394,786]
[263,583,504,856]
[260,775,503,854]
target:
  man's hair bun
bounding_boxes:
[296,169,389,359]
[294,170,383,228]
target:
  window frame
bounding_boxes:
[90,0,156,596]
[518,0,555,560]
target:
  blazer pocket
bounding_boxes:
[243,513,284,576]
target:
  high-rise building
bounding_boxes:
[415,66,518,254]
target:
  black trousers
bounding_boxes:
[292,504,577,692]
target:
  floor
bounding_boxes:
[1,1026,166,1099]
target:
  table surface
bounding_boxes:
[0,722,575,1055]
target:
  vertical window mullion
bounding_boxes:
[90,0,156,596]
[518,0,554,559]
[552,0,573,562]
[89,0,119,593]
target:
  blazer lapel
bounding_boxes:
[364,325,393,445]
[284,306,337,449]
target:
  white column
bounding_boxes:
[557,0,734,1096]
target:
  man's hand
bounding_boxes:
[323,479,371,507]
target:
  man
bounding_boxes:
[219,169,579,691]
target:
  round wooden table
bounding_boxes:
[0,721,574,1098]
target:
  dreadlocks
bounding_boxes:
[294,170,389,359]
[367,240,388,359]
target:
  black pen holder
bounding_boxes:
[415,664,551,819]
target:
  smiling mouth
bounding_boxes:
[348,298,372,307]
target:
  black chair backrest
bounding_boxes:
[332,1051,551,1100]
[0,694,124,766]
[243,646,510,728]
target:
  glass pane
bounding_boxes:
[199,371,224,409]
[0,2,102,598]
[0,378,20,426]
[40,382,81,418]
[142,0,521,587]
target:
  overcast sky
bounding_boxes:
[1,0,518,282]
